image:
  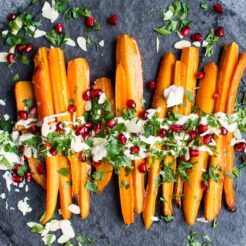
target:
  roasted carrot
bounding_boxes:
[174,47,199,207]
[183,63,217,225]
[224,52,246,211]
[204,43,239,221]
[143,52,176,229]
[94,77,115,193]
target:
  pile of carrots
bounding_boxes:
[14,34,246,228]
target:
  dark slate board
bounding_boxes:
[0,0,245,245]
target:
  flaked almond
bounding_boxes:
[66,38,76,47]
[67,204,80,214]
[60,220,75,239]
[156,36,160,53]
[174,40,191,49]
[85,100,92,111]
[99,40,104,47]
[77,37,87,51]
[192,41,201,47]
[57,234,70,244]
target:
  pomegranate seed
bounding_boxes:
[220,127,228,136]
[118,133,127,144]
[191,33,203,42]
[93,123,102,134]
[126,99,136,109]
[107,14,118,25]
[84,122,93,129]
[139,163,146,173]
[18,145,24,154]
[37,163,45,175]
[83,90,91,101]
[179,155,185,162]
[75,126,88,136]
[180,26,190,36]
[49,147,57,156]
[130,146,140,155]
[80,152,87,162]
[68,104,76,113]
[18,111,28,120]
[215,26,225,37]
[189,149,199,157]
[82,132,90,141]
[212,92,219,100]
[213,3,224,13]
[107,119,116,128]
[170,124,182,133]
[197,71,205,80]
[25,44,33,53]
[23,155,28,161]
[203,134,212,144]
[140,110,148,120]
[29,105,37,115]
[12,175,23,183]
[158,128,167,138]
[7,13,17,22]
[54,23,63,34]
[16,44,27,53]
[201,182,207,191]
[85,16,94,27]
[7,53,15,64]
[147,80,156,90]
[189,130,197,140]
[91,89,103,97]
[235,142,245,152]
[30,125,38,134]
[197,124,208,134]
[12,164,22,174]
[92,161,101,167]
[25,172,32,182]
[56,122,63,131]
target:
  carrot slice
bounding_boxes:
[143,52,176,229]
[224,52,246,211]
[183,62,217,225]
[204,43,239,221]
[94,77,115,193]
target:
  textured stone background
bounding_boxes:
[0,0,245,245]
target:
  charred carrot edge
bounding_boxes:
[174,47,199,207]
[14,81,46,189]
[33,48,59,224]
[162,60,184,216]
[183,63,217,225]
[143,52,176,229]
[204,43,239,221]
[67,58,90,199]
[48,48,72,220]
[94,77,115,193]
[224,52,246,211]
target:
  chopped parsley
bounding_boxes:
[86,179,99,193]
[58,167,70,177]
[186,231,213,246]
[76,235,95,244]
[204,28,219,57]
[200,2,208,10]
[161,215,174,222]
[45,30,67,47]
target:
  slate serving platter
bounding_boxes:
[0,0,245,245]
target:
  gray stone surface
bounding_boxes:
[0,0,245,245]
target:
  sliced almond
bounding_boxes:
[0,52,8,63]
[77,37,87,51]
[60,220,75,239]
[156,36,160,53]
[66,38,76,47]
[67,204,80,214]
[174,40,191,49]
[57,234,70,244]
[192,41,201,47]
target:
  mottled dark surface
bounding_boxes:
[0,0,245,245]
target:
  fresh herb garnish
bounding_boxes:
[76,235,95,244]
[58,167,70,177]
[161,215,174,222]
[177,160,193,181]
[186,231,213,246]
[86,179,99,193]
[45,30,67,47]
[23,98,35,109]
[204,28,219,57]
[200,2,208,10]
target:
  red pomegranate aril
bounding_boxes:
[83,90,91,101]
[25,44,33,53]
[140,110,148,120]
[18,110,28,120]
[213,3,224,13]
[12,175,23,183]
[158,128,167,138]
[85,16,94,27]
[37,163,45,175]
[212,92,219,100]
[7,13,17,22]
[220,127,228,136]
[49,147,58,156]
[180,26,190,37]
[190,149,199,157]
[75,126,88,136]
[170,124,182,133]
[82,132,90,141]
[130,145,140,155]
[80,152,87,162]
[189,130,197,140]
[54,23,63,34]
[191,33,203,42]
[18,145,24,154]
[92,161,101,167]
[30,125,38,134]
[139,163,146,173]
[7,53,15,64]
[55,122,63,131]
[107,119,116,128]
[126,99,136,109]
[197,124,208,134]
[16,44,27,53]
[30,105,37,115]
[68,104,76,113]
[12,164,22,174]
[197,71,205,80]
[94,123,102,134]
[215,26,225,37]
[91,89,103,97]
[118,133,127,144]
[235,142,245,152]
[203,134,212,145]
[25,172,32,182]
[84,122,93,129]
[201,182,207,191]
[147,80,156,90]
[108,14,118,25]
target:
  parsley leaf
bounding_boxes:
[58,168,69,177]
[23,98,35,109]
[76,235,95,244]
[161,215,174,222]
[45,30,67,47]
[92,170,105,181]
[86,179,98,193]
[204,28,219,57]
[200,2,208,10]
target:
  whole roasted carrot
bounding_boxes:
[143,52,176,229]
[94,77,115,193]
[174,47,199,207]
[204,43,239,221]
[224,52,246,211]
[183,63,217,225]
